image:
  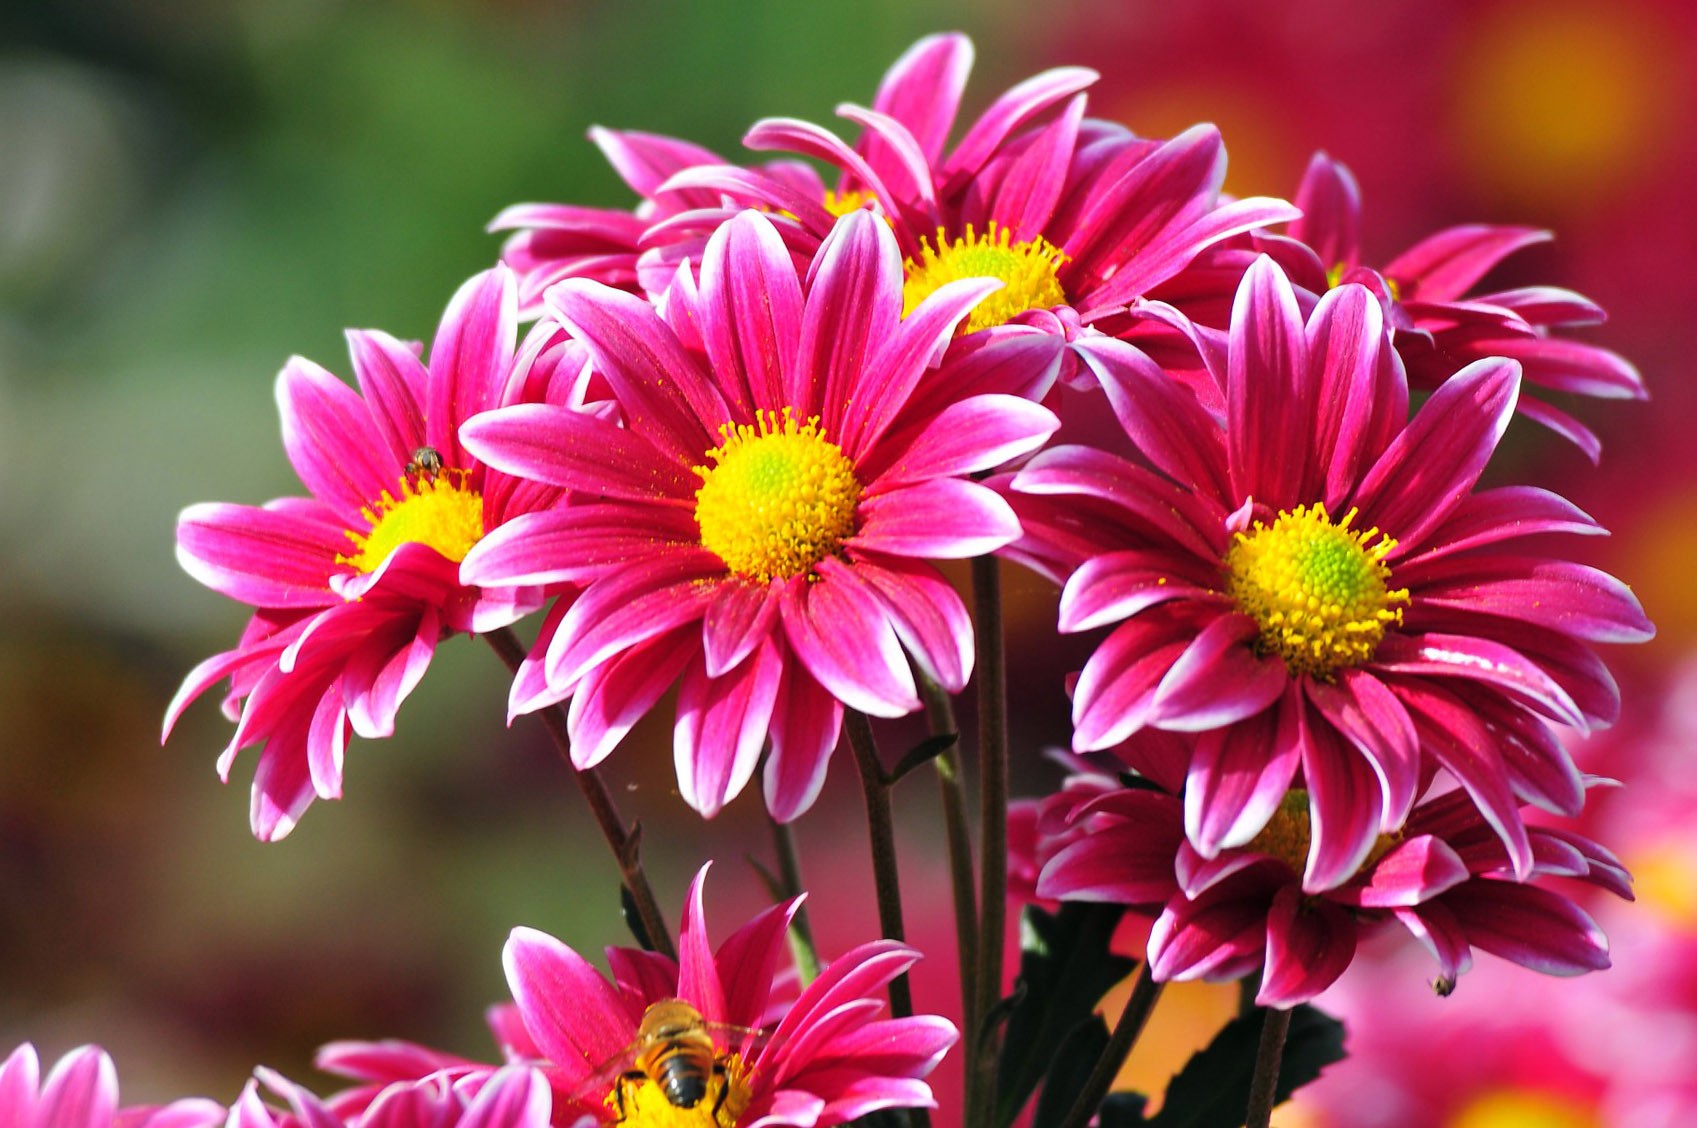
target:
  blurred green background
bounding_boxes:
[3,0,1694,1117]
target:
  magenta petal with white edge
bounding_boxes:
[546,553,724,689]
[426,266,516,467]
[1333,836,1470,908]
[566,628,695,768]
[1184,706,1298,857]
[503,928,636,1090]
[781,567,919,717]
[275,356,401,527]
[673,640,783,818]
[1148,879,1275,983]
[460,403,694,502]
[867,32,973,167]
[37,1045,117,1128]
[1257,888,1356,1007]
[0,1045,39,1127]
[175,502,342,608]
[1299,710,1387,893]
[1149,613,1286,732]
[797,210,902,426]
[454,1066,553,1128]
[854,478,1021,559]
[763,661,844,823]
[1226,255,1311,507]
[1441,880,1609,975]
[697,211,804,416]
[850,554,974,692]
[1071,617,1196,751]
[701,578,782,678]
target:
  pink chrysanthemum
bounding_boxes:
[0,1042,225,1128]
[1035,754,1630,1007]
[225,1063,560,1128]
[1173,152,1645,459]
[1004,255,1652,889]
[500,865,955,1127]
[460,209,1058,820]
[655,34,1295,377]
[164,267,577,839]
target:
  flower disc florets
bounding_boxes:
[694,409,862,584]
[902,222,1068,333]
[1225,503,1408,678]
[340,468,485,574]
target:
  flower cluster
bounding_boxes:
[132,27,1655,1128]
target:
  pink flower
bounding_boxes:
[1036,765,1628,1008]
[225,1064,561,1128]
[460,209,1058,820]
[0,1042,224,1128]
[164,267,573,839]
[1005,255,1652,889]
[1178,152,1645,459]
[657,34,1295,376]
[501,865,956,1127]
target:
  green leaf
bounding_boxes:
[1143,1003,1347,1128]
[994,903,1136,1128]
[1030,1017,1109,1128]
[1099,1092,1152,1127]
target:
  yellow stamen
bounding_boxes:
[1247,789,1399,878]
[608,1054,752,1128]
[694,409,861,584]
[901,222,1068,333]
[823,188,873,217]
[1224,503,1408,679]
[339,468,484,574]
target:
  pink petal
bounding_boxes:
[176,501,341,608]
[1405,556,1655,644]
[1384,224,1550,302]
[1184,704,1298,857]
[1071,616,1196,751]
[979,94,1085,239]
[1298,708,1386,893]
[1038,793,1184,903]
[1372,632,1583,727]
[1226,255,1310,508]
[341,608,439,740]
[1441,880,1609,975]
[676,865,729,1028]
[0,1045,40,1128]
[853,478,1020,559]
[941,65,1098,187]
[1257,887,1356,1007]
[1393,901,1473,988]
[588,126,723,198]
[860,393,1058,489]
[38,1046,117,1128]
[714,896,803,1034]
[1288,152,1362,271]
[1398,486,1603,568]
[460,403,695,501]
[276,355,399,526]
[781,566,919,717]
[1303,670,1419,830]
[1011,444,1226,564]
[1334,835,1470,908]
[455,1067,553,1128]
[835,103,938,218]
[1074,335,1230,499]
[867,33,972,165]
[502,927,637,1089]
[548,553,723,692]
[1353,357,1520,552]
[794,211,903,426]
[1306,282,1390,507]
[763,661,844,822]
[674,640,783,818]
[701,579,782,678]
[1148,614,1287,732]
[426,267,516,466]
[346,328,428,468]
[463,503,698,590]
[850,555,973,692]
[566,627,696,769]
[1148,877,1274,983]
[698,211,804,417]
[1058,551,1224,633]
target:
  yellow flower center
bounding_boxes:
[608,1054,752,1128]
[339,468,484,574]
[694,409,862,584]
[1448,1090,1598,1128]
[901,222,1068,333]
[823,188,874,217]
[1247,789,1399,878]
[1224,503,1408,678]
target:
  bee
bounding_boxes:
[404,445,444,481]
[583,998,769,1122]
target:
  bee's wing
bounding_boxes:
[564,1038,644,1107]
[704,1021,782,1065]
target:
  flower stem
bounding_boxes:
[483,627,676,962]
[845,709,914,1017]
[1056,964,1164,1128]
[921,677,979,1061]
[844,709,931,1128]
[768,815,821,986]
[968,554,1009,1125]
[1245,1004,1293,1128]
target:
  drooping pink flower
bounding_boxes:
[0,1042,224,1128]
[1036,763,1628,1008]
[224,1063,561,1128]
[501,864,956,1127]
[1004,254,1652,889]
[460,209,1059,820]
[655,33,1295,381]
[1170,151,1645,459]
[165,267,578,839]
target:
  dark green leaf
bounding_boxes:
[1031,1017,1108,1128]
[1099,1092,1151,1127]
[1145,1003,1347,1128]
[994,903,1136,1128]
